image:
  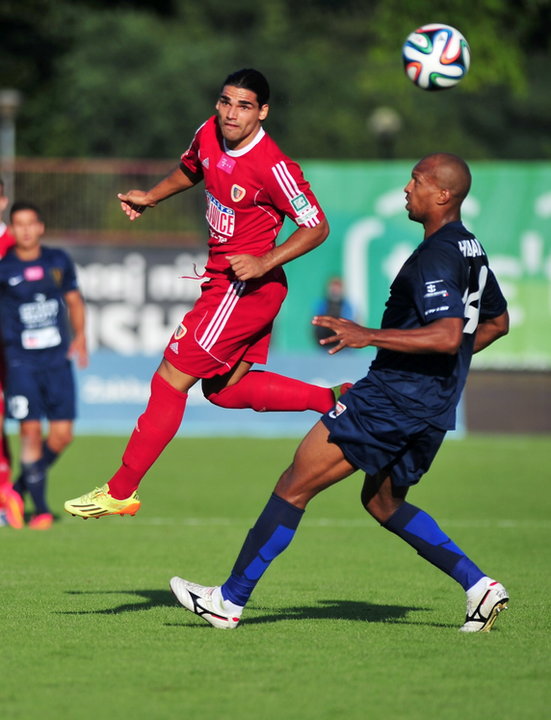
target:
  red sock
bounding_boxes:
[0,427,11,487]
[108,372,187,499]
[207,370,334,413]
[0,460,10,489]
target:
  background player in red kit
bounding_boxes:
[66,68,345,519]
[0,179,14,257]
[0,178,23,529]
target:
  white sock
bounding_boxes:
[466,575,491,599]
[217,587,243,614]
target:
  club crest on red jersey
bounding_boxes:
[231,185,246,202]
[174,323,187,340]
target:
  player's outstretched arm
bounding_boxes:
[117,166,199,221]
[313,316,464,356]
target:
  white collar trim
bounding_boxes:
[223,126,265,157]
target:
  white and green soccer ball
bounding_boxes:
[402,23,471,91]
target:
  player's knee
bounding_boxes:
[363,491,405,524]
[204,383,262,411]
[19,424,42,457]
[361,472,406,522]
[274,465,316,509]
[361,474,380,514]
[62,431,74,450]
[20,426,42,444]
[204,385,232,408]
[363,495,386,523]
[202,376,231,405]
[50,428,74,452]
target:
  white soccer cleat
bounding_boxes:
[460,578,509,632]
[169,577,242,630]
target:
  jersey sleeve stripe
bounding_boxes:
[271,161,300,202]
[271,161,321,228]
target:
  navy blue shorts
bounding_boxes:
[321,375,446,487]
[5,360,76,422]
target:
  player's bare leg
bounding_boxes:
[275,421,357,508]
[45,420,74,456]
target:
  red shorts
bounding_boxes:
[164,267,287,378]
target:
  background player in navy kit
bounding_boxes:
[65,68,351,520]
[0,202,87,528]
[170,153,511,633]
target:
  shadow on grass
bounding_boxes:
[242,599,431,626]
[59,589,432,627]
[60,588,176,615]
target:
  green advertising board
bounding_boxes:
[274,161,551,369]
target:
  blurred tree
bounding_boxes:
[1,0,550,160]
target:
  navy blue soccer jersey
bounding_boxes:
[368,221,507,430]
[0,246,80,367]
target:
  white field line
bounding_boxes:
[60,516,551,529]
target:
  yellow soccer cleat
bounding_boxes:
[64,484,140,519]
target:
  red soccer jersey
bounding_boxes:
[180,116,326,273]
[0,224,14,259]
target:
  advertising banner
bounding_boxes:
[281,161,551,369]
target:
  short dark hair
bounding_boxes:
[10,201,43,222]
[221,68,270,107]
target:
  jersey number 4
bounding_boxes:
[462,265,488,335]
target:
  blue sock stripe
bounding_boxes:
[384,502,484,591]
[232,493,303,576]
[222,494,303,606]
[244,525,296,580]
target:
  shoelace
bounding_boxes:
[82,487,107,501]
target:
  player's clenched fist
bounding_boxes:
[226,254,268,281]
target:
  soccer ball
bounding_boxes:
[402,23,470,91]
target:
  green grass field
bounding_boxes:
[1,433,550,720]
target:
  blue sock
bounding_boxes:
[12,471,26,498]
[383,502,484,591]
[221,493,304,607]
[22,459,49,515]
[42,442,59,469]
